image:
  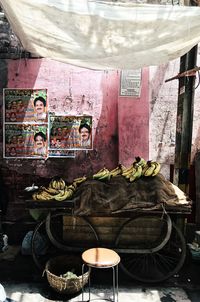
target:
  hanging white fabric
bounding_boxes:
[1,0,200,70]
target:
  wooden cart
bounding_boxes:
[26,199,190,283]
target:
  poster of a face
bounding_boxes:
[4,124,48,158]
[49,115,92,150]
[4,88,48,123]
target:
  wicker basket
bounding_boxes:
[45,255,89,295]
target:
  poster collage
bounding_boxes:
[3,89,93,159]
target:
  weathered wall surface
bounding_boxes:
[118,68,149,167]
[149,50,200,179]
[0,58,150,224]
[149,61,179,178]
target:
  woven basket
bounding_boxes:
[45,255,89,295]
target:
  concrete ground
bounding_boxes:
[0,245,200,302]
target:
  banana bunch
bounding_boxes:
[54,185,75,201]
[133,156,147,168]
[122,164,143,182]
[110,164,125,177]
[93,167,111,181]
[122,165,136,178]
[49,177,66,190]
[32,188,55,201]
[32,183,76,201]
[121,157,147,182]
[129,165,143,182]
[73,176,87,185]
[142,160,161,177]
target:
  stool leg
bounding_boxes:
[88,266,91,301]
[82,263,85,302]
[116,265,119,302]
[82,264,91,302]
[112,266,116,302]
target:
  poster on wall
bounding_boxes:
[4,124,48,158]
[48,150,76,158]
[49,115,93,150]
[120,69,142,97]
[3,88,48,123]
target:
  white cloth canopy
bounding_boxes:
[1,0,200,70]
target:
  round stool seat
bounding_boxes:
[82,247,120,268]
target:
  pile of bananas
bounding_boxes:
[92,157,161,183]
[32,177,66,201]
[122,157,161,182]
[32,175,87,202]
[93,164,126,181]
[31,157,161,201]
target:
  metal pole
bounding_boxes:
[173,45,197,194]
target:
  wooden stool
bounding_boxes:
[82,247,120,302]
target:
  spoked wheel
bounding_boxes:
[115,214,186,283]
[31,217,52,270]
[31,213,99,271]
[46,212,99,251]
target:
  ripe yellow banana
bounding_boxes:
[68,184,77,191]
[143,161,157,177]
[122,165,135,177]
[151,162,161,176]
[43,186,60,195]
[110,165,122,177]
[59,179,66,190]
[73,176,87,184]
[32,192,38,200]
[54,188,74,201]
[36,191,53,201]
[93,168,110,179]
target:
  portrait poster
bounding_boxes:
[49,115,93,150]
[3,88,48,123]
[4,124,48,158]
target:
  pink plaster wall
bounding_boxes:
[0,58,150,223]
[3,59,149,183]
[5,59,120,181]
[118,68,149,167]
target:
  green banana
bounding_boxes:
[98,173,111,181]
[134,156,147,168]
[129,165,142,182]
[125,167,137,179]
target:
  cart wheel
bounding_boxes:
[31,217,52,270]
[46,212,99,252]
[31,213,99,271]
[115,215,186,283]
